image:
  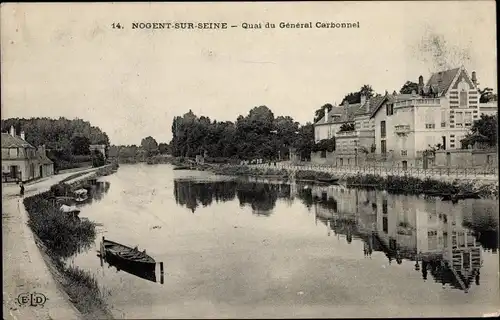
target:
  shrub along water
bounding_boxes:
[23,185,111,318]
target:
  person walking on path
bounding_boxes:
[19,182,25,197]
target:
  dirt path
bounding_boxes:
[2,169,97,320]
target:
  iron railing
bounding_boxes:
[243,162,498,179]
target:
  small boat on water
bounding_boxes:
[173,165,191,170]
[73,189,89,202]
[100,237,156,269]
[60,204,80,219]
[442,192,481,202]
[316,177,339,184]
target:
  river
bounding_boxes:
[71,164,499,318]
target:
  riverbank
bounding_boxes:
[178,162,499,199]
[2,166,115,320]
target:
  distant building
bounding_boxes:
[89,144,107,160]
[1,126,54,182]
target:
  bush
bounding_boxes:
[23,191,96,259]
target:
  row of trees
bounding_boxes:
[169,106,314,161]
[1,117,110,171]
[1,117,110,150]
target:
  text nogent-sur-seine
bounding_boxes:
[131,21,360,30]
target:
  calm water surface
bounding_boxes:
[72,164,499,318]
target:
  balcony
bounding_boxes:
[394,98,441,108]
[335,130,359,138]
[394,125,412,134]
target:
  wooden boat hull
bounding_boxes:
[102,239,156,267]
[99,252,157,283]
[316,178,339,184]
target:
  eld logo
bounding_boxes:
[16,292,47,307]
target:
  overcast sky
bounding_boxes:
[1,2,497,145]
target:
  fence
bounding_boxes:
[245,162,498,179]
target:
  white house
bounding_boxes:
[370,66,482,168]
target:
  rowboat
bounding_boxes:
[100,237,156,268]
[98,237,162,283]
[60,204,80,219]
[316,177,339,184]
[73,189,89,202]
[173,165,191,170]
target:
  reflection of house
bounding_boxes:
[1,127,54,182]
[309,186,484,291]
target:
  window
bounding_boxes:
[386,104,394,116]
[383,216,388,233]
[320,150,327,158]
[380,121,386,138]
[465,112,472,125]
[460,90,468,107]
[441,109,446,127]
[425,123,435,129]
[9,148,18,158]
[401,150,407,156]
[381,140,387,154]
[382,199,388,214]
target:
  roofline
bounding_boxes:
[368,95,389,119]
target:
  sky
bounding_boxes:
[1,2,497,145]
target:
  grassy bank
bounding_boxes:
[187,162,498,199]
[344,174,498,198]
[23,185,112,319]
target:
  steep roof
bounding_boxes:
[315,106,344,124]
[38,153,54,165]
[425,67,460,97]
[368,93,415,119]
[1,133,35,149]
[354,95,387,117]
[340,103,363,122]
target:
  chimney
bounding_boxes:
[365,97,370,113]
[360,94,367,106]
[20,131,25,140]
[471,71,477,86]
[418,75,424,94]
[324,106,329,123]
[10,126,15,137]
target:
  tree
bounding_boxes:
[399,81,419,94]
[141,136,159,157]
[339,122,355,132]
[359,84,374,99]
[292,123,314,161]
[158,143,170,154]
[70,136,91,155]
[461,114,497,148]
[478,87,498,103]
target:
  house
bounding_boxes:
[313,95,386,166]
[1,126,54,182]
[89,144,107,160]
[370,66,482,169]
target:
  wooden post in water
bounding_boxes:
[100,236,105,267]
[160,262,164,284]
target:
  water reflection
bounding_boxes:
[172,178,497,293]
[173,179,291,215]
[308,184,496,293]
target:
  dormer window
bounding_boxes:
[458,80,469,108]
